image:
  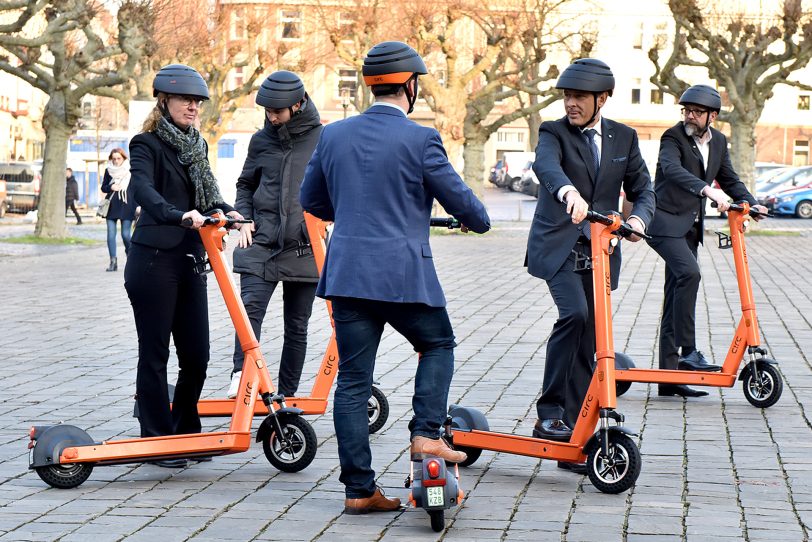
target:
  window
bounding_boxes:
[632,22,644,49]
[338,12,353,41]
[232,66,244,88]
[281,10,302,40]
[496,131,524,143]
[631,79,641,104]
[798,94,810,111]
[82,100,93,117]
[793,139,809,166]
[230,7,247,40]
[337,69,357,99]
[650,89,663,105]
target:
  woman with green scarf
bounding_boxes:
[125,64,245,468]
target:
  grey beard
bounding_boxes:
[683,122,698,137]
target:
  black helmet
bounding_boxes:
[555,58,615,97]
[362,41,427,86]
[256,71,305,109]
[152,64,209,100]
[679,84,721,112]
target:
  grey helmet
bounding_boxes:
[679,84,722,112]
[256,71,305,109]
[555,58,615,97]
[153,64,209,100]
[362,41,427,114]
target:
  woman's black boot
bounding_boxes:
[106,257,118,272]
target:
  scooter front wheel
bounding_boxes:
[36,462,94,489]
[367,386,389,434]
[742,363,783,408]
[429,510,445,532]
[262,415,317,473]
[584,432,641,494]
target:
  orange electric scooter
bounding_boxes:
[178,212,390,433]
[447,211,645,494]
[28,213,318,489]
[614,201,783,407]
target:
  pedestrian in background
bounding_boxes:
[65,168,82,225]
[227,71,321,400]
[100,147,136,272]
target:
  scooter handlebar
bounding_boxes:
[181,210,254,229]
[585,210,651,240]
[711,201,772,218]
[430,217,462,229]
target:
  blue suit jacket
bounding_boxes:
[526,117,655,289]
[300,105,490,307]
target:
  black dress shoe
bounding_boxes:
[532,419,573,441]
[658,384,709,398]
[149,458,188,468]
[678,350,722,372]
[557,461,588,475]
[190,456,213,463]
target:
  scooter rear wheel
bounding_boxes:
[584,433,641,494]
[368,386,389,434]
[742,363,783,408]
[35,463,94,489]
[429,510,445,532]
[262,415,317,473]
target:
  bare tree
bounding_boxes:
[134,0,270,168]
[650,0,812,191]
[0,0,151,238]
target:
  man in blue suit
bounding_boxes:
[526,59,655,472]
[300,41,490,515]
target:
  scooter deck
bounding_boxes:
[452,429,586,463]
[58,431,252,465]
[616,368,737,387]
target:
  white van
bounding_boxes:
[501,151,535,192]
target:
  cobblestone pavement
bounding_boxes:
[1,189,811,541]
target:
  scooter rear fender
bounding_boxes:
[448,404,490,432]
[29,425,96,468]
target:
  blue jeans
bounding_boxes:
[107,219,132,258]
[331,297,456,498]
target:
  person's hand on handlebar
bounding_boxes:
[225,210,247,230]
[625,216,645,242]
[751,204,769,221]
[565,190,588,224]
[703,186,731,212]
[181,209,206,229]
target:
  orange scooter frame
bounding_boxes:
[28,214,318,489]
[190,213,390,433]
[448,211,644,494]
[614,202,782,407]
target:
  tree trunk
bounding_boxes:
[727,116,758,195]
[527,113,541,151]
[461,133,487,197]
[36,96,74,239]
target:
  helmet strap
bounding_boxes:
[576,93,600,129]
[404,74,419,115]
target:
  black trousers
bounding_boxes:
[536,248,595,429]
[66,200,81,222]
[647,224,701,370]
[232,274,317,397]
[124,243,209,438]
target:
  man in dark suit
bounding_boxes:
[647,84,768,397]
[526,59,655,473]
[300,41,490,515]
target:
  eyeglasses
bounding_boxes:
[170,95,204,107]
[681,107,709,118]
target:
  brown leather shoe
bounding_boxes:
[344,486,401,515]
[410,435,467,463]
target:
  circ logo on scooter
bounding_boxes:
[323,354,337,376]
[242,381,254,405]
[731,335,743,355]
[580,393,594,418]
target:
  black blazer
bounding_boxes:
[648,123,756,239]
[129,131,233,249]
[526,116,655,289]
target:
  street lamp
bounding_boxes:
[340,88,350,119]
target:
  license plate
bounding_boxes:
[427,486,444,507]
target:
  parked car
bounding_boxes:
[0,161,41,212]
[518,168,539,197]
[488,159,505,186]
[0,178,7,218]
[754,161,790,179]
[755,166,812,204]
[501,152,535,192]
[764,186,812,218]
